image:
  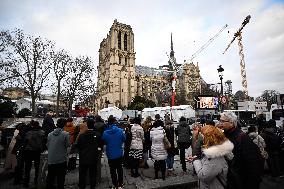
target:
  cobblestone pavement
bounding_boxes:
[1,149,284,189]
[0,149,198,189]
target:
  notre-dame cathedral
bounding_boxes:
[95,20,205,110]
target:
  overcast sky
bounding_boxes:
[1,0,283,98]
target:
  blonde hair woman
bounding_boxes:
[187,125,234,189]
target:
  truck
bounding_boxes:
[266,104,284,127]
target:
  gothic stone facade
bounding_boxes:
[95,20,202,110]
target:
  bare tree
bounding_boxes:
[61,56,94,116]
[256,90,280,111]
[52,50,72,117]
[0,31,15,84]
[77,83,96,111]
[0,29,54,117]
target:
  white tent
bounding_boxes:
[142,105,195,122]
[98,106,123,121]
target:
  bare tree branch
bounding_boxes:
[0,29,54,117]
[61,56,95,116]
[51,50,72,117]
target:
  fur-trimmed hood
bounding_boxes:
[202,140,234,159]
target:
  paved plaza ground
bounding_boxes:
[0,149,199,189]
[1,149,284,189]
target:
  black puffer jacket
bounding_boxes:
[260,127,281,152]
[225,127,263,189]
[153,119,164,128]
[165,125,176,156]
[75,130,102,165]
[24,127,45,152]
[94,121,105,135]
[42,115,55,136]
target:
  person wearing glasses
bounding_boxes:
[218,112,263,189]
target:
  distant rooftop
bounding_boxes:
[135,65,170,77]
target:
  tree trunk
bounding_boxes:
[31,95,36,118]
[56,80,61,118]
[68,98,73,117]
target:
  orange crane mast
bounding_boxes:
[223,15,251,99]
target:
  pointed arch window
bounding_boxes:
[124,33,127,51]
[118,31,121,49]
[125,58,127,65]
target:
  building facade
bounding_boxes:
[237,101,268,112]
[2,87,30,100]
[95,20,202,110]
[96,20,136,109]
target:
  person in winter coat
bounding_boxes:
[256,114,266,134]
[4,127,20,172]
[153,114,164,128]
[46,118,70,189]
[22,120,45,188]
[187,125,234,189]
[94,115,105,184]
[129,117,144,177]
[150,115,167,180]
[191,123,203,159]
[64,118,76,145]
[42,111,56,136]
[219,112,263,189]
[141,116,152,168]
[260,119,281,177]
[176,116,192,173]
[164,120,176,172]
[123,122,132,169]
[79,118,88,134]
[74,118,88,143]
[94,115,105,135]
[102,116,126,189]
[12,123,30,185]
[248,126,268,161]
[75,118,102,189]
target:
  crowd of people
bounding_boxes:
[0,111,284,189]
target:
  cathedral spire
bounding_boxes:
[170,33,175,57]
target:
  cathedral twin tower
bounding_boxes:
[95,19,201,110]
[96,19,136,110]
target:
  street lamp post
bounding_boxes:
[217,65,224,112]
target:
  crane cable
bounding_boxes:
[188,24,228,63]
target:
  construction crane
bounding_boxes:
[187,24,228,63]
[157,25,229,106]
[159,23,229,80]
[223,15,251,99]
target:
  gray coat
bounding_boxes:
[193,140,234,189]
[47,128,70,164]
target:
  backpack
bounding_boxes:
[26,130,45,152]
